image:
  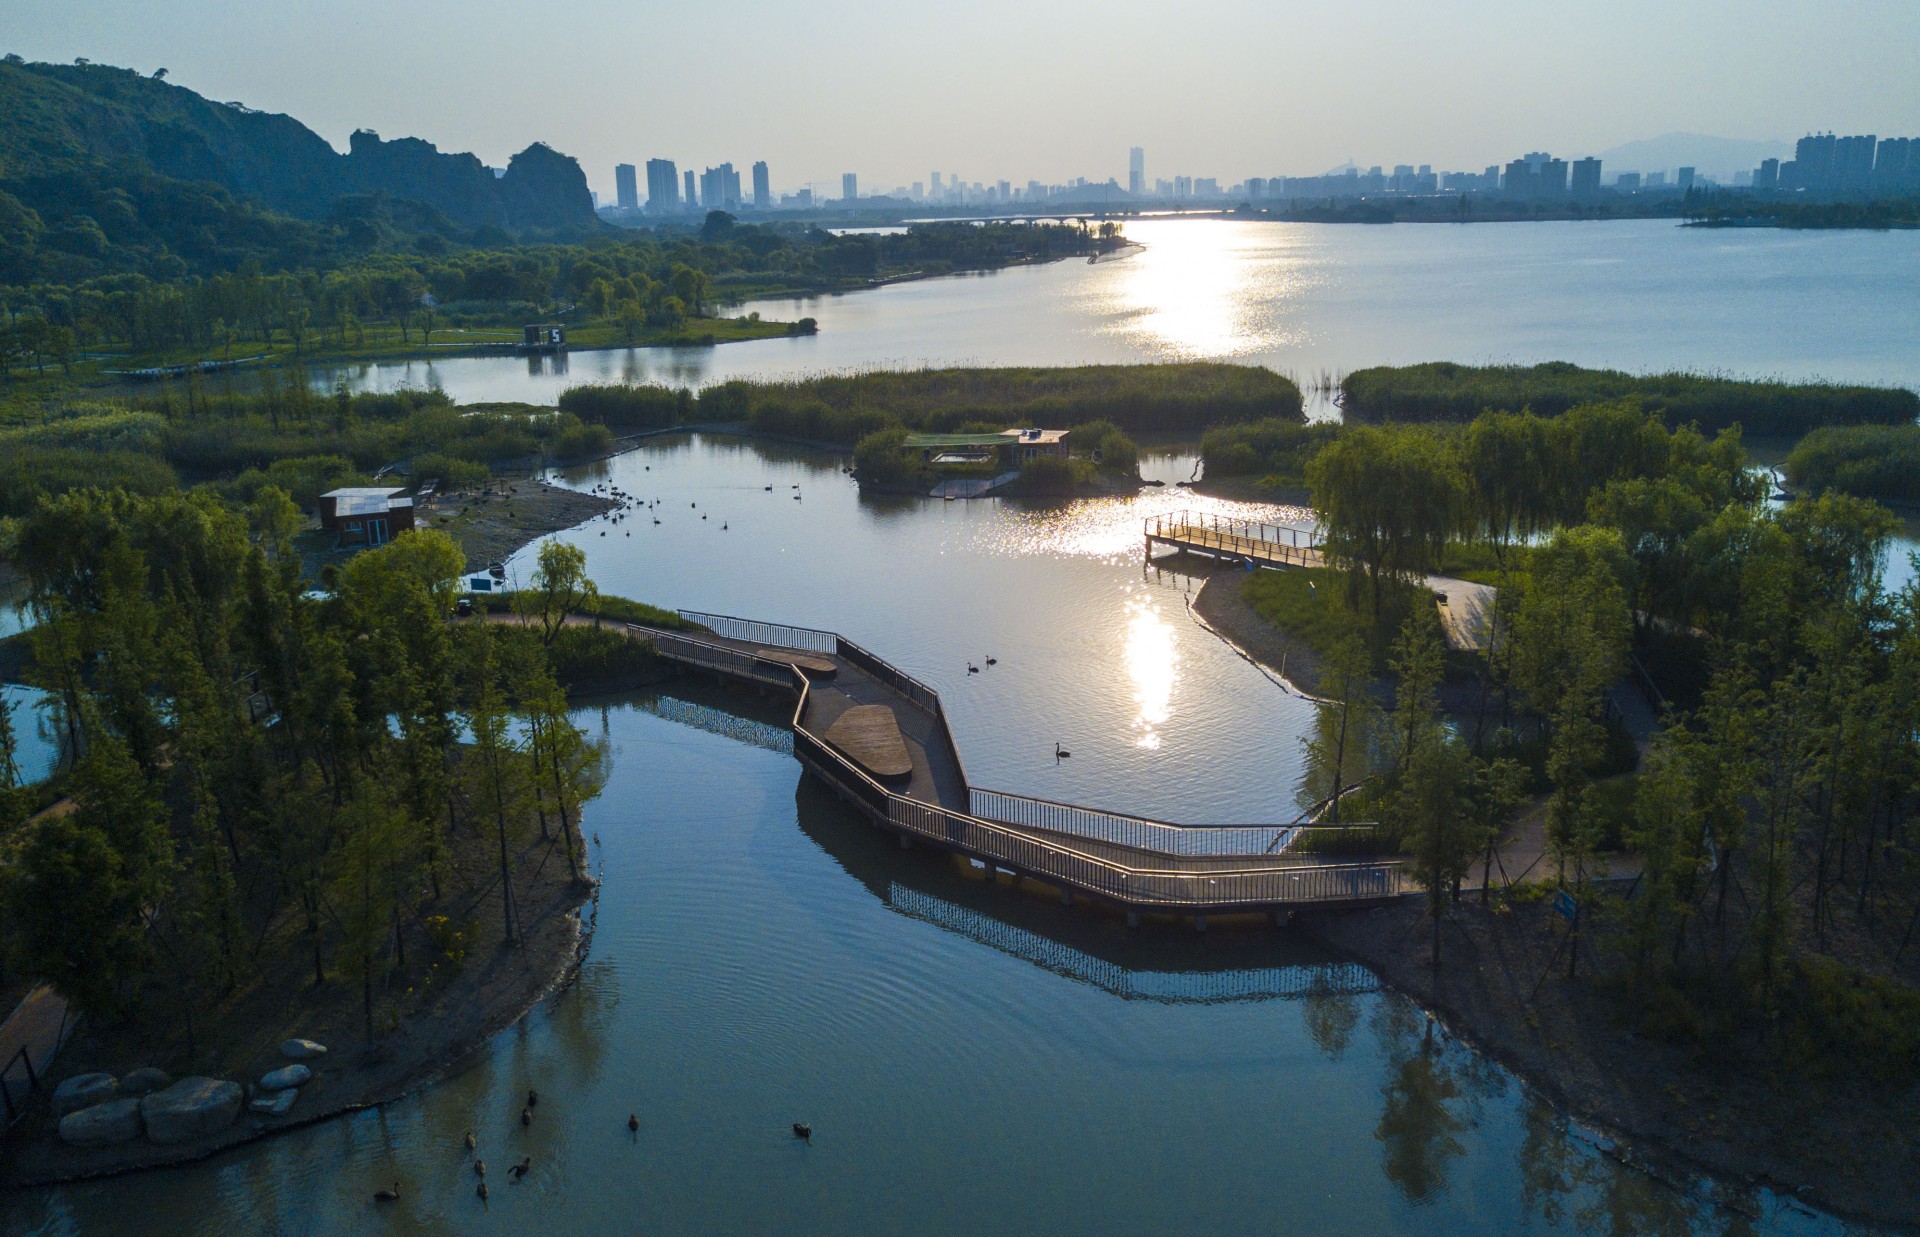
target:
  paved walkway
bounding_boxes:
[0,984,72,1127]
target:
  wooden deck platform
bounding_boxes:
[823,704,913,781]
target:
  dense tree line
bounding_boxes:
[0,219,1107,364]
[1340,361,1916,435]
[1295,398,1920,1078]
[0,496,608,1046]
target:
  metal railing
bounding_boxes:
[637,612,1410,911]
[839,638,940,714]
[969,787,1297,857]
[1146,511,1322,566]
[644,628,802,690]
[678,609,839,655]
[1,1042,41,1127]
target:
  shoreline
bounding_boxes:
[1188,567,1918,1231]
[4,834,595,1189]
[1296,899,1917,1232]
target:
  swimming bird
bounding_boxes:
[967,663,979,674]
[1055,742,1072,761]
[792,1123,812,1141]
[702,513,707,520]
[653,518,661,525]
[628,1113,640,1134]
[691,503,696,509]
[465,1131,476,1151]
[521,1107,532,1127]
[373,1183,401,1203]
[527,1089,538,1108]
[474,1159,485,1176]
[721,523,728,531]
[985,656,997,666]
[477,1181,489,1203]
[765,485,772,491]
[793,494,802,500]
[508,1156,531,1181]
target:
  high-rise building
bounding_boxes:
[615,163,638,210]
[1128,146,1145,196]
[1570,157,1602,197]
[1676,166,1696,192]
[842,172,858,201]
[645,159,678,212]
[683,169,697,208]
[930,171,942,198]
[1834,135,1877,190]
[1754,158,1780,190]
[1615,171,1642,191]
[752,161,771,208]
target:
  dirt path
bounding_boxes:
[0,985,72,1128]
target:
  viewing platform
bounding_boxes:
[626,609,1412,920]
[1145,511,1323,569]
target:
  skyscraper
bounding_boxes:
[930,171,942,198]
[842,172,858,201]
[1570,157,1602,197]
[752,161,770,208]
[615,163,638,210]
[683,169,697,208]
[1128,146,1145,196]
[645,158,678,212]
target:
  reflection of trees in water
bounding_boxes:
[1518,1098,1748,1236]
[1303,972,1360,1059]
[1372,1000,1469,1205]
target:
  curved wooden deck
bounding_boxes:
[629,609,1412,919]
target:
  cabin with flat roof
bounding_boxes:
[903,427,1071,467]
[318,487,415,548]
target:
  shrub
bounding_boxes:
[1784,424,1920,504]
[853,427,917,486]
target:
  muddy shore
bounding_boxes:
[1298,899,1918,1231]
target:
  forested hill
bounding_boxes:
[0,55,599,281]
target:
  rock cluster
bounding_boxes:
[53,1041,327,1149]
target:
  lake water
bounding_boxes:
[299,218,1920,413]
[1,436,1857,1234]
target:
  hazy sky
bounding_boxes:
[10,0,1918,198]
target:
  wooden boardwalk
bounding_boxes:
[1145,511,1324,569]
[632,610,1412,919]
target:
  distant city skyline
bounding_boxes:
[7,0,1916,204]
[600,129,1915,215]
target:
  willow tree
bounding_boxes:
[1308,425,1460,615]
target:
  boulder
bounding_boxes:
[259,1064,312,1091]
[52,1072,119,1116]
[119,1067,173,1097]
[249,1087,298,1117]
[140,1077,243,1145]
[58,1097,143,1147]
[279,1038,328,1061]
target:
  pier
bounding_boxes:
[629,610,1412,919]
[1144,511,1323,569]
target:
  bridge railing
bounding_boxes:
[644,628,801,690]
[890,795,1409,908]
[839,637,940,714]
[678,609,839,655]
[1148,510,1318,551]
[968,787,1296,857]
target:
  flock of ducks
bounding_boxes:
[371,1087,815,1208]
[586,478,825,538]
